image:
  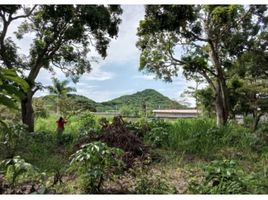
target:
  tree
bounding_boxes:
[47,77,76,114]
[228,48,268,131]
[32,97,48,119]
[0,5,122,131]
[137,5,268,126]
[119,105,132,117]
[195,87,215,117]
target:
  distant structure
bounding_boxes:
[153,109,200,119]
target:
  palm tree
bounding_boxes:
[47,77,76,114]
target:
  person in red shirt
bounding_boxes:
[56,117,67,135]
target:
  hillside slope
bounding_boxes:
[34,89,186,113]
[98,89,185,111]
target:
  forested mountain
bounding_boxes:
[33,89,185,114]
[98,89,186,112]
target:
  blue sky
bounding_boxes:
[10,5,203,106]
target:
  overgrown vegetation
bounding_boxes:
[1,113,268,194]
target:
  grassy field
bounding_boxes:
[1,113,268,194]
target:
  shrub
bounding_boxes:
[144,127,169,148]
[251,124,268,152]
[0,123,29,158]
[69,141,124,193]
[79,112,98,129]
[188,160,248,194]
[78,112,100,136]
[0,156,39,187]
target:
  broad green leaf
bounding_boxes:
[2,69,29,92]
[0,94,18,109]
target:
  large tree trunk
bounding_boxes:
[209,40,229,126]
[21,90,34,132]
[215,79,229,126]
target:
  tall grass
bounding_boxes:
[35,115,81,135]
[167,118,215,155]
[149,118,254,157]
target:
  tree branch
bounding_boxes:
[202,65,217,77]
[0,11,7,22]
[10,5,37,21]
[189,31,208,42]
[219,6,254,37]
[32,86,40,95]
[200,69,216,91]
[167,44,186,65]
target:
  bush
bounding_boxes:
[69,141,124,193]
[144,127,169,148]
[78,112,100,136]
[79,112,98,129]
[0,156,39,187]
[188,160,249,194]
[0,123,29,158]
[252,124,268,150]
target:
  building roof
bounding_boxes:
[153,109,199,114]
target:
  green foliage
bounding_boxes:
[0,156,39,187]
[167,119,215,155]
[33,89,185,115]
[135,174,177,194]
[143,118,254,157]
[35,116,58,132]
[0,123,29,158]
[78,112,101,136]
[144,127,169,148]
[33,98,48,118]
[99,89,185,113]
[195,87,215,117]
[48,77,76,98]
[33,95,97,120]
[188,160,249,194]
[119,105,132,117]
[1,5,123,131]
[144,119,171,148]
[137,5,268,126]
[67,94,97,112]
[250,124,268,152]
[69,141,124,193]
[47,77,77,115]
[0,68,29,110]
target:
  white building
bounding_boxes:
[153,109,200,119]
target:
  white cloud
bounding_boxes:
[102,5,145,65]
[76,88,135,102]
[82,65,115,81]
[133,74,156,80]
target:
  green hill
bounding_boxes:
[97,89,186,112]
[33,89,186,115]
[33,94,98,114]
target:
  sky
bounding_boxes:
[8,5,205,107]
